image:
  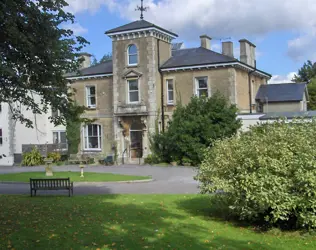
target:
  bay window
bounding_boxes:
[84,124,102,150]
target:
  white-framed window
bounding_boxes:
[86,86,96,108]
[0,128,2,145]
[53,131,67,150]
[83,124,102,151]
[128,79,139,103]
[128,44,138,66]
[195,77,209,97]
[166,79,174,104]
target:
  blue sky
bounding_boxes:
[65,0,316,83]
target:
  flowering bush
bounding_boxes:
[196,119,316,229]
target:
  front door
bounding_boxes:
[129,120,143,159]
[130,130,142,159]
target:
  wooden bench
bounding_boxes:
[30,178,74,197]
[68,154,89,164]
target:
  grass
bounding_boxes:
[0,172,150,182]
[0,195,315,250]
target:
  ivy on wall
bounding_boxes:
[65,102,94,155]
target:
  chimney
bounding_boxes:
[222,41,234,58]
[200,35,212,50]
[239,39,256,67]
[79,52,92,69]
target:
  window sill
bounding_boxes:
[86,107,97,110]
[83,149,102,152]
[167,103,175,106]
[127,65,138,68]
[127,102,141,105]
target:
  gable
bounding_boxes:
[122,69,143,79]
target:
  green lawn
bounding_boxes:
[0,195,315,250]
[0,172,150,182]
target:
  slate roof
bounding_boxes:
[259,111,316,120]
[105,20,178,37]
[161,47,238,69]
[66,60,113,78]
[255,83,307,103]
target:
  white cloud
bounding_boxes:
[288,30,316,61]
[65,0,316,61]
[269,72,296,84]
[62,23,88,35]
[65,0,117,14]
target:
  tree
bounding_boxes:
[293,60,316,110]
[91,53,112,66]
[150,93,241,166]
[100,53,112,63]
[293,60,316,83]
[0,0,89,127]
[196,119,316,229]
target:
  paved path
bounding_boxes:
[0,165,200,195]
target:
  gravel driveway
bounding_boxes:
[0,165,200,195]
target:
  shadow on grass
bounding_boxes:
[0,195,279,250]
[176,195,271,231]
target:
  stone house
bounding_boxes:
[255,82,308,113]
[67,19,272,164]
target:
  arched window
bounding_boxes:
[128,44,138,65]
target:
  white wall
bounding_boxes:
[237,114,265,131]
[301,93,307,111]
[14,113,66,154]
[0,103,14,166]
[0,95,66,166]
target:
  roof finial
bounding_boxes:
[135,0,149,20]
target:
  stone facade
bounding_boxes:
[235,69,268,113]
[68,20,271,164]
[71,77,114,156]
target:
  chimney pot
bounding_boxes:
[200,35,212,50]
[222,41,234,58]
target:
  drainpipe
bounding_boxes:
[157,39,165,133]
[248,62,257,113]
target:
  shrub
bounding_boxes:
[196,119,316,229]
[181,157,192,165]
[150,93,241,166]
[47,152,61,163]
[144,154,158,165]
[22,148,44,166]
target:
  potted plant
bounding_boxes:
[182,157,192,166]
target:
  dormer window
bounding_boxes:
[128,44,138,66]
